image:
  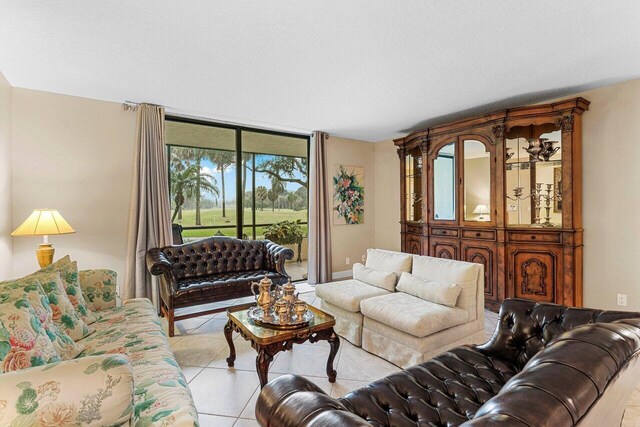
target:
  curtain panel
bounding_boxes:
[307,131,332,284]
[124,104,173,304]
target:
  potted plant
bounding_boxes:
[264,220,305,263]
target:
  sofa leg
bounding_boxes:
[162,304,175,337]
[168,309,175,337]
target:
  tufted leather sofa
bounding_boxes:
[256,298,640,426]
[146,237,293,336]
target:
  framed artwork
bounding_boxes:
[332,165,364,225]
[554,167,562,212]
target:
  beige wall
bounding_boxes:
[326,136,376,275]
[0,72,12,278]
[11,89,136,280]
[371,78,640,311]
[373,140,401,251]
[576,79,640,310]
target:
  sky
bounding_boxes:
[198,154,306,201]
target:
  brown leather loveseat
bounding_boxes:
[256,298,640,426]
[146,236,293,336]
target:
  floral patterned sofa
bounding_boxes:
[0,263,199,426]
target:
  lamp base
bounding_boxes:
[36,243,55,268]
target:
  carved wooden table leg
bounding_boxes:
[224,319,236,367]
[256,346,274,388]
[326,329,340,383]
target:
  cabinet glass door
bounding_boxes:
[405,147,423,222]
[505,124,562,227]
[463,139,491,222]
[433,142,456,221]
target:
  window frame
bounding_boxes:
[165,115,311,241]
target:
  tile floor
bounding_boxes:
[164,292,640,427]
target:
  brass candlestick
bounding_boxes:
[541,184,562,227]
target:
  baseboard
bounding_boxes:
[332,270,352,280]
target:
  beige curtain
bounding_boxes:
[124,104,173,304]
[307,131,332,284]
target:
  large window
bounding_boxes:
[166,117,310,281]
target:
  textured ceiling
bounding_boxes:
[1,1,640,141]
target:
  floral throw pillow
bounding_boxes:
[39,256,98,325]
[0,278,84,360]
[27,272,93,342]
[0,296,61,373]
[0,354,134,426]
[79,269,118,311]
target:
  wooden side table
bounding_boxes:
[224,304,340,388]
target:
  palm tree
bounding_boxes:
[169,147,195,220]
[207,150,235,218]
[267,180,284,212]
[256,186,268,211]
[170,162,220,223]
[241,152,253,218]
[190,148,224,225]
[170,164,197,222]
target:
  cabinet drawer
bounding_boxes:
[462,229,496,240]
[508,231,561,243]
[430,227,459,237]
[406,224,424,235]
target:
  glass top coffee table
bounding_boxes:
[224,303,340,388]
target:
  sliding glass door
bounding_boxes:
[165,118,309,281]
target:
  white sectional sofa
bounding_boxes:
[316,249,485,368]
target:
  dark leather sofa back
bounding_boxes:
[467,317,640,426]
[160,237,268,280]
[476,298,640,369]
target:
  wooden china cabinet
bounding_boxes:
[395,97,589,311]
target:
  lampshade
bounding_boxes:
[472,204,490,215]
[11,209,76,236]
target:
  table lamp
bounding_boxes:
[473,204,490,221]
[11,209,76,268]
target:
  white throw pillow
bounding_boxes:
[365,249,412,282]
[411,255,481,319]
[353,263,397,292]
[396,272,462,308]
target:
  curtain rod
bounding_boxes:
[123,100,314,136]
[122,100,165,111]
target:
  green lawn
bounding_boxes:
[176,207,308,239]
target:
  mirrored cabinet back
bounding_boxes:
[395,97,589,311]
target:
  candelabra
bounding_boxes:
[507,185,543,226]
[410,193,423,221]
[540,184,562,227]
[507,183,561,227]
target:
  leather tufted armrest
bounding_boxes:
[468,318,640,426]
[146,248,178,293]
[256,375,371,427]
[264,241,294,276]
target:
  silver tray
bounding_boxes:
[247,306,314,330]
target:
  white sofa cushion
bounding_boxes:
[360,292,469,338]
[316,279,390,313]
[396,272,462,307]
[411,255,481,320]
[366,249,412,281]
[353,263,397,292]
